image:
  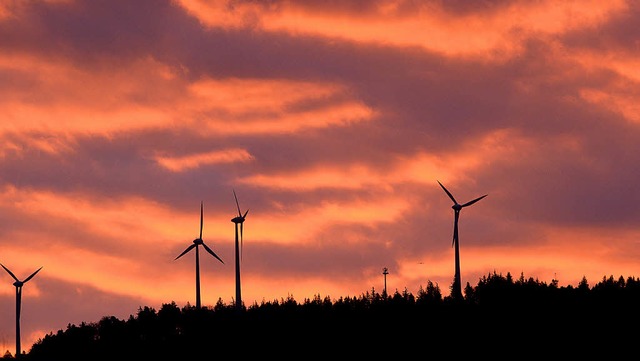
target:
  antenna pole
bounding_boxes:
[382,267,389,297]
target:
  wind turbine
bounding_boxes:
[175,201,224,309]
[437,180,487,300]
[231,189,248,311]
[1,263,42,358]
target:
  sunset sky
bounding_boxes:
[2,0,640,355]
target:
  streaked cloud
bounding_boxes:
[1,0,639,357]
[155,148,254,171]
[177,0,628,58]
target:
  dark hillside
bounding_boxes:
[22,272,640,359]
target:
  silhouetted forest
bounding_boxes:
[12,271,640,359]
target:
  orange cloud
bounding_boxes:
[188,78,343,112]
[580,88,640,124]
[606,57,640,83]
[176,0,627,59]
[2,244,142,293]
[570,47,640,100]
[0,54,180,136]
[1,57,373,158]
[198,100,374,135]
[0,185,217,250]
[155,148,254,172]
[240,128,532,191]
[249,196,409,245]
[241,163,392,191]
[185,77,376,135]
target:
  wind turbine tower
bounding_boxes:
[437,180,487,300]
[231,190,249,311]
[1,264,42,358]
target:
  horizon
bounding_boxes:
[4,267,634,357]
[2,0,640,356]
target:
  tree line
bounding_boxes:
[12,271,640,359]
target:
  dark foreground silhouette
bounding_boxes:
[14,272,640,359]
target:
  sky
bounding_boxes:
[1,0,640,355]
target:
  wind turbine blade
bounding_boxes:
[175,244,196,260]
[202,242,224,264]
[233,189,242,217]
[461,194,488,208]
[243,209,249,219]
[438,180,458,204]
[0,264,19,282]
[23,267,43,283]
[200,201,204,240]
